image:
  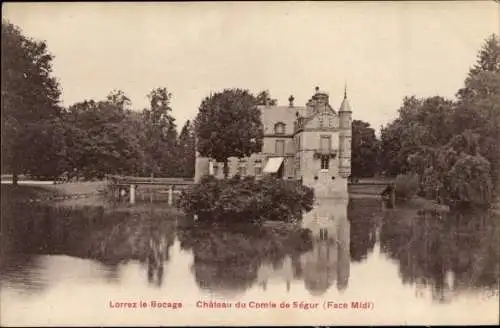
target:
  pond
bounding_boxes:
[1,198,498,325]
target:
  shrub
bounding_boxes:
[178,175,314,223]
[394,173,419,201]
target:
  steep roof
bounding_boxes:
[339,86,352,112]
[339,97,351,112]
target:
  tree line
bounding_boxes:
[2,20,498,206]
[1,20,279,183]
[353,34,500,207]
[1,20,196,182]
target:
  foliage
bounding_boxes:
[379,96,454,176]
[140,87,179,177]
[179,175,314,223]
[454,35,500,189]
[380,34,500,207]
[59,98,145,179]
[393,173,419,201]
[194,89,264,178]
[447,153,493,208]
[351,120,379,177]
[1,20,62,182]
[408,130,494,207]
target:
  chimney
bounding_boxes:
[288,95,295,107]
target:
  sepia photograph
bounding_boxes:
[1,1,499,326]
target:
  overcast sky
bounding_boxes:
[3,1,499,132]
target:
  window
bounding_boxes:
[254,160,262,176]
[320,228,329,240]
[295,158,300,177]
[274,122,286,135]
[320,135,331,152]
[238,161,247,176]
[321,155,329,170]
[213,163,219,176]
[275,139,285,155]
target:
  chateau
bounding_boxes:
[194,86,352,198]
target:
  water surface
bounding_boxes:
[1,198,498,325]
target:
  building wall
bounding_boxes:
[297,128,347,195]
[262,136,295,155]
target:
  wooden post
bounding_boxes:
[168,185,174,206]
[130,184,136,204]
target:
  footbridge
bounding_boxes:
[106,175,194,205]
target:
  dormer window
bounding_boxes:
[274,122,286,135]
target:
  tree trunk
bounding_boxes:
[223,160,229,179]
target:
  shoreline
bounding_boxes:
[2,182,491,216]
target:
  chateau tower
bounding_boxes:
[338,85,352,179]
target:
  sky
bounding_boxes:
[3,1,499,132]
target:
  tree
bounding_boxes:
[177,120,196,178]
[195,89,264,178]
[455,34,500,191]
[255,90,277,106]
[141,87,178,177]
[61,97,145,179]
[106,89,131,111]
[465,34,500,79]
[379,96,454,176]
[1,20,62,183]
[351,120,379,178]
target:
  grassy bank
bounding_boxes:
[1,182,106,205]
[1,182,183,214]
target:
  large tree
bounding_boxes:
[60,93,145,180]
[1,20,62,183]
[141,87,178,177]
[379,96,454,176]
[454,34,500,190]
[351,120,379,178]
[386,35,500,206]
[195,89,264,178]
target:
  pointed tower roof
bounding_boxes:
[339,84,352,112]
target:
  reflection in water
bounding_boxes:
[177,223,312,297]
[380,207,500,303]
[1,204,177,289]
[348,198,382,262]
[1,198,499,325]
[176,198,352,297]
[298,198,350,295]
[0,255,49,295]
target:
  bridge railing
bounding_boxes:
[105,175,194,205]
[105,174,194,185]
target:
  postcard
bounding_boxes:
[1,1,499,326]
